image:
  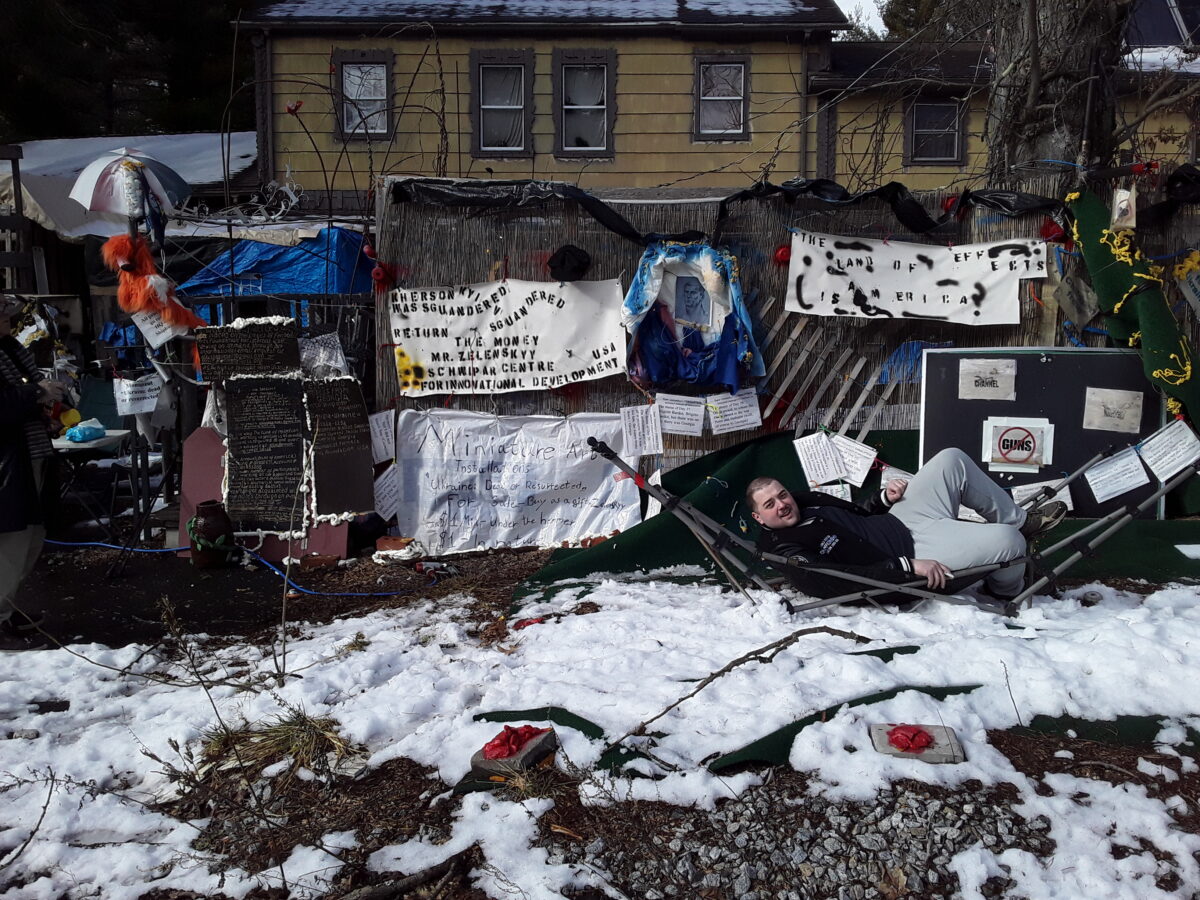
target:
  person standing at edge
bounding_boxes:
[747,447,1067,600]
[0,294,62,650]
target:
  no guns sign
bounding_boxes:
[988,423,1047,467]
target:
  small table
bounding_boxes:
[53,429,132,540]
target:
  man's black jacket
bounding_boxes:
[756,488,916,572]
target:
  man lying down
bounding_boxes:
[746,448,1068,602]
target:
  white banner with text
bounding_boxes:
[784,230,1044,325]
[388,280,626,396]
[394,409,641,555]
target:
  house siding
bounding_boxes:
[267,34,816,191]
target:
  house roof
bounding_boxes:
[811,42,991,92]
[247,0,849,32]
[1126,0,1200,46]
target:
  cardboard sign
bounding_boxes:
[113,373,164,416]
[785,230,1044,325]
[387,280,625,395]
[393,409,640,555]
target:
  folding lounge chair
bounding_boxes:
[586,437,1200,617]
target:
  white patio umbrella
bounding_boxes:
[68,147,191,217]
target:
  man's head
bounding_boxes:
[746,476,798,529]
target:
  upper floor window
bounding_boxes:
[333,50,392,139]
[553,49,616,158]
[695,56,750,141]
[470,49,534,158]
[905,100,964,165]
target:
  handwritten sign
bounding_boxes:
[785,230,1044,325]
[369,410,395,464]
[656,393,706,436]
[387,280,625,396]
[1085,447,1150,504]
[793,431,845,486]
[373,464,400,521]
[131,309,188,350]
[958,358,1017,401]
[706,388,762,435]
[1137,419,1200,481]
[829,434,877,488]
[1082,387,1143,434]
[621,404,663,455]
[196,318,300,382]
[393,409,640,555]
[113,373,163,416]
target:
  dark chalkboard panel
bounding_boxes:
[225,377,306,531]
[920,348,1163,519]
[305,378,374,516]
[196,320,301,382]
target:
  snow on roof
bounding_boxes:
[0,132,260,242]
[252,0,845,26]
[1125,45,1200,74]
[13,131,256,185]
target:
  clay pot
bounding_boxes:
[187,500,235,568]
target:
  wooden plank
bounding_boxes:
[0,252,33,268]
[0,214,29,230]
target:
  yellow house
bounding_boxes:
[244,0,851,204]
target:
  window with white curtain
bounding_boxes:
[333,50,392,139]
[471,49,534,158]
[695,57,749,140]
[553,49,615,158]
[906,100,963,164]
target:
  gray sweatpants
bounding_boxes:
[888,448,1028,597]
[0,460,45,626]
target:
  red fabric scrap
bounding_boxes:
[482,724,549,760]
[512,617,545,630]
[887,724,934,753]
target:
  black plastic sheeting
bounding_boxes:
[390,175,1063,249]
[1138,163,1200,230]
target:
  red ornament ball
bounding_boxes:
[773,245,791,266]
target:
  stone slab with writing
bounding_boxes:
[196,318,301,383]
[306,377,374,517]
[225,377,307,532]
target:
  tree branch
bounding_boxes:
[1112,75,1200,145]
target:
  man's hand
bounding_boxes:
[37,379,67,404]
[884,478,908,504]
[911,558,952,590]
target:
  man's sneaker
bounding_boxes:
[1020,501,1068,539]
[0,609,45,635]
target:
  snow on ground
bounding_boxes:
[3,576,1200,897]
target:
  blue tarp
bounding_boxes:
[177,227,373,297]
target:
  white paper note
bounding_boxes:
[1137,419,1200,481]
[1011,479,1075,511]
[794,431,847,486]
[113,373,163,416]
[645,468,663,519]
[621,403,664,455]
[369,410,395,464]
[1085,448,1150,504]
[373,464,400,521]
[1082,387,1143,434]
[706,388,762,435]
[131,309,189,350]
[829,434,877,488]
[655,393,706,436]
[958,358,1017,401]
[815,483,853,501]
